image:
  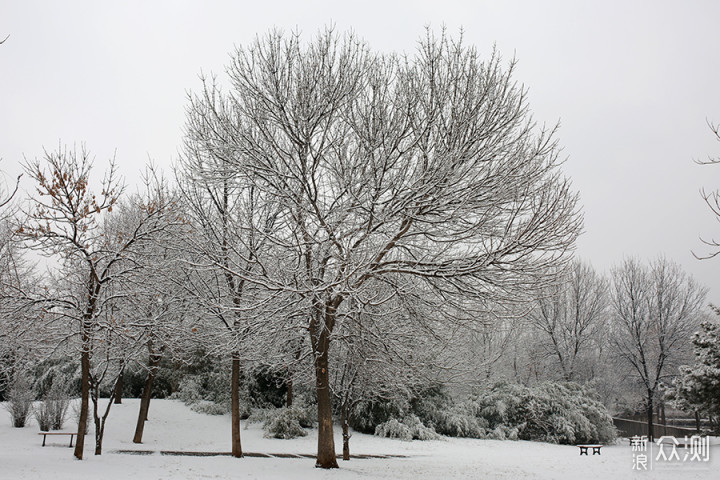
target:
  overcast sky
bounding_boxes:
[2,1,720,302]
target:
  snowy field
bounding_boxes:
[1,399,717,480]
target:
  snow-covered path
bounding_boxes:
[1,399,717,479]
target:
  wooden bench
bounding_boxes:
[38,432,76,447]
[577,444,602,455]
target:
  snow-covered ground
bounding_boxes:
[1,399,717,479]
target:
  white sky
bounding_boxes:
[2,1,720,302]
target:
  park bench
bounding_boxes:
[38,431,75,447]
[577,444,602,455]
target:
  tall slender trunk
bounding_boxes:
[695,410,701,433]
[341,401,350,461]
[133,352,161,443]
[659,399,666,430]
[94,415,104,455]
[647,391,655,442]
[231,352,242,458]
[314,332,338,469]
[74,333,91,460]
[92,367,123,455]
[286,377,293,408]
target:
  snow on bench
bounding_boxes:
[577,444,602,455]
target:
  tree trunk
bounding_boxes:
[647,391,655,442]
[341,401,350,461]
[74,341,91,460]
[94,417,104,455]
[114,370,123,404]
[314,336,338,469]
[286,377,293,408]
[231,352,243,458]
[133,353,161,443]
[695,410,701,433]
[660,400,666,427]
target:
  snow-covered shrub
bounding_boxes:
[172,377,204,404]
[34,403,52,431]
[190,400,230,416]
[248,394,314,430]
[349,397,407,434]
[171,368,238,415]
[245,407,272,425]
[5,375,34,428]
[469,381,616,445]
[375,418,412,440]
[485,424,519,441]
[34,376,70,430]
[433,406,488,438]
[262,406,310,439]
[409,384,451,423]
[374,414,441,441]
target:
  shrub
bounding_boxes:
[34,402,53,431]
[375,414,441,441]
[190,400,230,416]
[469,381,616,445]
[262,406,310,439]
[171,370,239,415]
[5,375,34,428]
[247,365,288,409]
[350,397,407,434]
[35,376,70,431]
[432,406,488,438]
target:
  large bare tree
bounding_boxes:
[610,257,707,440]
[184,28,582,468]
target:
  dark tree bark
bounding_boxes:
[74,337,91,459]
[313,322,338,469]
[133,351,161,443]
[286,377,293,408]
[92,365,124,455]
[114,370,123,404]
[695,410,701,433]
[341,401,350,461]
[659,399,666,427]
[647,392,655,442]
[231,352,243,458]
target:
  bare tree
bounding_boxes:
[176,118,286,457]
[610,257,707,440]
[19,145,177,458]
[185,27,582,468]
[695,120,720,258]
[528,260,608,381]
